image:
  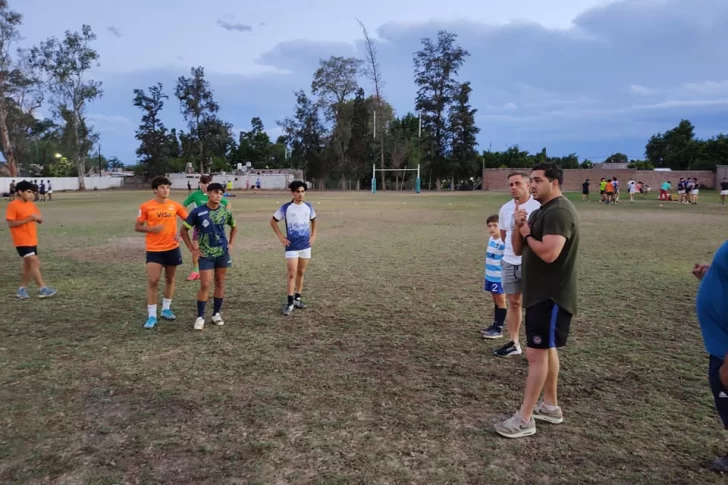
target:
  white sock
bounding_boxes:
[162,298,172,311]
[543,403,559,411]
[148,304,157,318]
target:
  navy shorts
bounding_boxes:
[709,355,728,429]
[525,299,572,349]
[199,251,232,271]
[16,246,38,258]
[484,279,504,294]
[146,248,183,267]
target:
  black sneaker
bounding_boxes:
[294,299,307,309]
[482,327,504,339]
[493,341,522,357]
[711,455,728,473]
[283,304,295,316]
[480,323,495,334]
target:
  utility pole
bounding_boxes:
[98,145,102,176]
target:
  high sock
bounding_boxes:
[213,297,223,314]
[147,304,157,318]
[295,293,301,301]
[197,300,207,318]
[287,295,294,305]
[162,298,172,311]
[495,307,507,327]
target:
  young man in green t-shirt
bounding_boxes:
[182,175,230,281]
[494,162,580,439]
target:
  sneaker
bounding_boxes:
[186,271,200,281]
[38,287,58,299]
[161,309,176,321]
[711,455,728,473]
[16,288,29,300]
[493,341,522,357]
[533,401,564,424]
[144,316,157,329]
[212,313,225,326]
[283,304,295,316]
[494,411,537,439]
[293,299,307,309]
[482,326,504,339]
[193,317,205,331]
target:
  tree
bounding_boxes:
[347,88,371,189]
[448,81,479,183]
[645,119,696,169]
[175,66,219,173]
[30,25,102,189]
[278,90,325,183]
[236,116,272,167]
[604,152,628,164]
[414,30,470,190]
[133,83,170,179]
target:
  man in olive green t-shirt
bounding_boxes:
[494,162,579,439]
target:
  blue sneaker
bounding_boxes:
[38,287,57,299]
[16,288,29,300]
[161,309,176,321]
[144,316,158,329]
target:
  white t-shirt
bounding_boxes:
[499,196,541,266]
[627,180,636,193]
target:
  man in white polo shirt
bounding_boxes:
[493,172,541,357]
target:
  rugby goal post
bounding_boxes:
[371,164,421,194]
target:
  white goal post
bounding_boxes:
[371,165,421,194]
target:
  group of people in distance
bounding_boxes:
[480,163,580,438]
[4,179,54,202]
[135,175,317,329]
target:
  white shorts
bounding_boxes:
[692,190,699,195]
[721,190,728,196]
[678,190,685,195]
[285,248,311,259]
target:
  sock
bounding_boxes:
[543,402,560,412]
[162,298,172,311]
[197,300,207,318]
[147,304,157,318]
[495,307,507,327]
[213,297,223,314]
[193,266,199,273]
[295,293,302,301]
[287,295,294,305]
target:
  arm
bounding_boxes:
[135,220,162,233]
[7,215,37,228]
[270,217,291,246]
[179,224,195,253]
[512,225,524,256]
[520,231,567,264]
[500,229,506,243]
[310,218,317,245]
[519,208,572,264]
[228,225,238,248]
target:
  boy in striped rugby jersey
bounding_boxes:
[482,214,507,339]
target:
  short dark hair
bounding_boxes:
[151,176,172,189]
[289,180,306,192]
[532,162,563,186]
[199,175,212,184]
[486,214,499,225]
[507,172,529,181]
[207,182,224,193]
[15,180,34,193]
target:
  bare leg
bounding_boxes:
[295,258,309,294]
[213,268,226,299]
[519,347,549,420]
[20,257,31,288]
[163,265,177,299]
[26,255,46,288]
[198,270,213,301]
[506,293,523,346]
[286,258,298,296]
[146,263,163,305]
[542,348,560,407]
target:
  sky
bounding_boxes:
[17,0,728,165]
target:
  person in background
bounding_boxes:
[46,180,53,201]
[8,179,16,201]
[720,178,728,205]
[599,178,607,202]
[481,214,507,339]
[581,179,590,202]
[38,180,46,202]
[690,178,700,205]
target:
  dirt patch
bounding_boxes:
[60,237,145,263]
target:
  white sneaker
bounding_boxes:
[212,313,225,326]
[194,317,205,331]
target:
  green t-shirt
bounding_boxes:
[522,196,580,315]
[182,189,229,209]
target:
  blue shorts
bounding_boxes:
[199,251,232,270]
[709,355,728,429]
[146,248,183,267]
[484,279,504,294]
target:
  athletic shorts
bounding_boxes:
[678,190,685,195]
[582,190,589,195]
[502,262,522,295]
[16,246,38,258]
[146,247,183,267]
[525,299,572,349]
[692,190,699,195]
[600,190,605,195]
[709,355,728,429]
[199,251,232,270]
[484,279,504,294]
[605,191,614,197]
[721,191,728,196]
[285,248,311,259]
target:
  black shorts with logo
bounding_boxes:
[525,299,572,349]
[146,247,183,267]
[16,246,38,258]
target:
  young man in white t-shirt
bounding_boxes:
[493,172,541,357]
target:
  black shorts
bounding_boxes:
[16,246,38,258]
[582,190,589,195]
[600,190,605,195]
[709,355,728,429]
[525,299,572,349]
[146,248,183,267]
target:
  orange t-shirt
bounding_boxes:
[605,181,614,192]
[137,199,188,252]
[5,199,40,247]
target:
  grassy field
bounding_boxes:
[1,188,727,485]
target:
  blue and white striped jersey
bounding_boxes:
[485,236,505,282]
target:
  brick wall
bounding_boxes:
[482,168,717,191]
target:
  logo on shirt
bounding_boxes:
[156,212,173,218]
[202,219,210,228]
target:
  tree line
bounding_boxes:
[1,2,726,191]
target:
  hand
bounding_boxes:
[309,234,316,247]
[519,223,531,238]
[31,214,42,223]
[190,248,201,260]
[514,202,528,228]
[227,243,234,253]
[692,263,710,281]
[278,235,291,247]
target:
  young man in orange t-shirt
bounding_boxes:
[5,180,58,299]
[135,176,188,329]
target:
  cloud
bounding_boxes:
[107,26,122,38]
[216,19,253,33]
